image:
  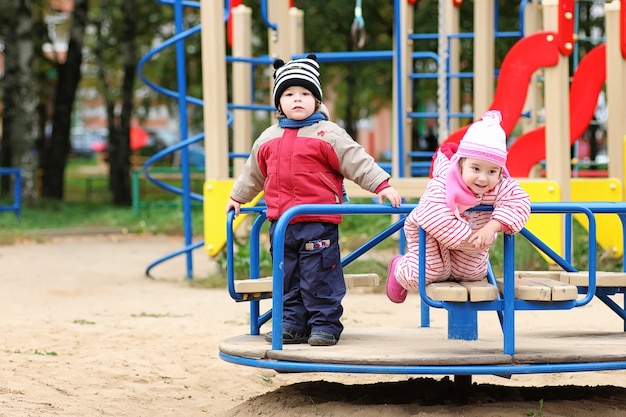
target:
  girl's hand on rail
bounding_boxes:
[467,219,501,249]
[225,199,242,217]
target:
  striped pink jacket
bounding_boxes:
[395,149,531,287]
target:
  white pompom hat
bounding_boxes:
[445,110,509,217]
[456,110,508,170]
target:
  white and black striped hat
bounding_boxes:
[272,54,322,109]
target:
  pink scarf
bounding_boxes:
[445,154,478,219]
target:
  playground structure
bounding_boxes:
[197,0,626,262]
[137,0,626,379]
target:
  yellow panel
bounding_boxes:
[204,180,264,257]
[571,178,623,259]
[518,180,562,263]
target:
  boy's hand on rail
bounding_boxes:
[225,199,241,217]
[377,186,402,208]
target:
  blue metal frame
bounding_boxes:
[221,201,626,375]
[225,205,409,335]
[219,353,626,376]
[137,0,203,279]
[0,168,22,218]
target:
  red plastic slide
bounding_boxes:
[507,44,606,177]
[443,32,561,146]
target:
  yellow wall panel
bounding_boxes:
[204,180,264,257]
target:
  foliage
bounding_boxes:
[85,0,175,98]
[3,160,623,279]
[526,399,545,417]
[488,233,549,277]
[207,200,623,285]
[211,202,401,284]
[1,191,622,284]
[241,1,527,139]
[294,1,394,135]
[224,234,274,281]
[0,200,204,244]
[240,1,394,136]
[489,218,623,276]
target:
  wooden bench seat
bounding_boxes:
[234,273,380,295]
[515,270,626,291]
[560,271,626,287]
[426,280,499,302]
[422,272,579,303]
[496,276,578,301]
[515,271,563,281]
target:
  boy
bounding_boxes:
[226,54,401,344]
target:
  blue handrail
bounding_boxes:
[226,202,609,356]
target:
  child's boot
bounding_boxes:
[386,255,407,303]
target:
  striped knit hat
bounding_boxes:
[272,54,323,109]
[456,110,508,169]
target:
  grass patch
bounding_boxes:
[3,160,622,281]
[73,319,96,325]
[0,200,204,243]
[33,350,58,356]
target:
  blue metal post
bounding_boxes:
[173,0,193,278]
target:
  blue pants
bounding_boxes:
[269,222,345,339]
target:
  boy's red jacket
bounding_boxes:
[230,121,390,224]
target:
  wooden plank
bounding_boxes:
[234,277,273,293]
[516,270,563,281]
[496,278,551,301]
[561,271,626,287]
[344,273,380,289]
[497,277,577,301]
[524,278,578,301]
[234,273,380,294]
[426,282,468,302]
[457,281,499,302]
[518,270,626,290]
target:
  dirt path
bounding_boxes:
[1,234,625,416]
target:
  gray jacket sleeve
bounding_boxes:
[322,122,389,192]
[229,129,273,204]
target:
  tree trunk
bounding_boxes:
[108,0,138,206]
[0,0,39,204]
[40,0,88,200]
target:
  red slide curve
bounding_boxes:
[507,43,606,177]
[443,32,561,146]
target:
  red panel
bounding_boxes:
[507,127,547,177]
[622,2,626,58]
[558,0,575,56]
[227,0,244,47]
[507,44,606,177]
[443,32,560,147]
[569,44,606,141]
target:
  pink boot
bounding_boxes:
[386,255,407,303]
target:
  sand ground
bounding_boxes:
[1,233,625,417]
